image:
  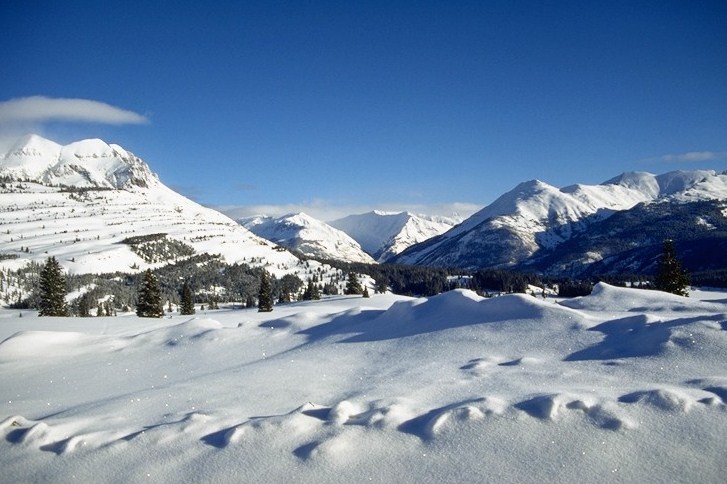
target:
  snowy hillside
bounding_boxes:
[240,212,375,264]
[330,210,459,262]
[393,170,727,272]
[0,135,303,276]
[1,284,726,482]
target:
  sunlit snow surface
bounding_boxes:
[1,284,726,483]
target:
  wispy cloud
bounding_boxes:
[215,201,481,223]
[644,151,727,164]
[0,96,149,125]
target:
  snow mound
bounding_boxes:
[0,330,125,361]
[560,282,727,313]
[1,287,727,482]
[618,388,695,413]
[339,288,589,341]
[130,318,226,348]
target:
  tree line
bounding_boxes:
[35,258,374,318]
[22,239,695,318]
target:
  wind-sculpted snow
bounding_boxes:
[1,284,727,482]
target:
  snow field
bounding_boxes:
[1,284,726,482]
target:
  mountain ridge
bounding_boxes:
[0,135,310,277]
[4,134,726,278]
[392,169,727,274]
[240,212,375,264]
[330,210,460,262]
[1,134,159,189]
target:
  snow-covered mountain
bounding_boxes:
[1,134,158,189]
[393,170,727,273]
[240,212,375,264]
[0,135,308,276]
[330,210,460,262]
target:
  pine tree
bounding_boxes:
[76,292,92,317]
[180,281,195,315]
[38,256,67,316]
[374,278,388,294]
[136,269,164,318]
[655,239,690,297]
[209,296,219,310]
[302,280,320,301]
[344,271,363,295]
[258,270,274,312]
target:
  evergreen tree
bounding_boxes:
[362,286,370,298]
[278,274,303,303]
[38,256,67,316]
[655,239,690,297]
[180,281,195,315]
[302,280,320,301]
[374,277,388,294]
[322,282,338,295]
[344,271,363,295]
[76,292,92,317]
[136,269,164,318]
[258,270,274,312]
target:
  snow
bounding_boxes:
[1,135,159,189]
[330,211,457,261]
[0,134,62,180]
[240,212,375,264]
[396,169,727,267]
[1,283,726,482]
[0,136,322,279]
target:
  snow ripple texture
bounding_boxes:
[1,284,727,483]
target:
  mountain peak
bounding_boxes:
[0,134,158,189]
[240,212,375,263]
[330,210,457,261]
[604,169,722,199]
[394,168,727,271]
[7,133,62,154]
[64,138,115,157]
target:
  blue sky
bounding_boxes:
[1,0,726,221]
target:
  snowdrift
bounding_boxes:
[1,284,726,483]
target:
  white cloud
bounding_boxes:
[0,96,149,125]
[215,201,481,223]
[651,151,727,163]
